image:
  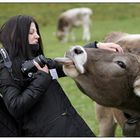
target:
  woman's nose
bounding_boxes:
[35,32,40,39]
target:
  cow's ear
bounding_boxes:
[133,76,140,97]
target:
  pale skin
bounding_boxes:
[96,42,124,53]
[28,22,123,74]
[28,22,49,74]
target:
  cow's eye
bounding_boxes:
[116,61,126,69]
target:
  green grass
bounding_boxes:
[1,3,140,137]
[0,3,140,26]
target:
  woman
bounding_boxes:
[0,15,122,136]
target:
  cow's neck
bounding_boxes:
[121,95,140,116]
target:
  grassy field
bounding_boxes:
[1,3,140,137]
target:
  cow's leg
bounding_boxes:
[95,103,117,137]
[62,26,72,42]
[70,30,76,42]
[82,24,90,41]
[82,16,91,41]
[112,108,127,128]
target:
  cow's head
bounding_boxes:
[57,46,87,77]
[56,18,70,42]
[56,31,66,41]
[55,45,140,114]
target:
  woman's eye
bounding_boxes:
[116,61,126,69]
[29,31,33,34]
[29,29,34,34]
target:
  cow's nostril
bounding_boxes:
[74,48,83,54]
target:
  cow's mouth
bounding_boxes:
[54,57,73,65]
[54,45,87,74]
[54,56,84,74]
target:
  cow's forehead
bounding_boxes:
[84,48,140,73]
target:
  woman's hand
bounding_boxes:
[97,42,123,53]
[33,60,49,73]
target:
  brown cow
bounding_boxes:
[56,7,92,42]
[54,32,140,136]
[96,32,140,137]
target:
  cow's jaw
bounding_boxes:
[55,45,87,78]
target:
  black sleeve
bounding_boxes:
[0,64,52,119]
[46,58,66,78]
[83,41,98,48]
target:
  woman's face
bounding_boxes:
[28,22,39,44]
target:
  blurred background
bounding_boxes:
[0,3,140,136]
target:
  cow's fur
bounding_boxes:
[95,32,140,137]
[95,103,127,137]
[56,7,92,42]
[55,32,140,136]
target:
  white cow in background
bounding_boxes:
[56,7,93,42]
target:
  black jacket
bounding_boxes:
[0,97,19,136]
[0,57,95,136]
[0,42,97,136]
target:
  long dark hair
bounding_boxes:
[0,15,44,85]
